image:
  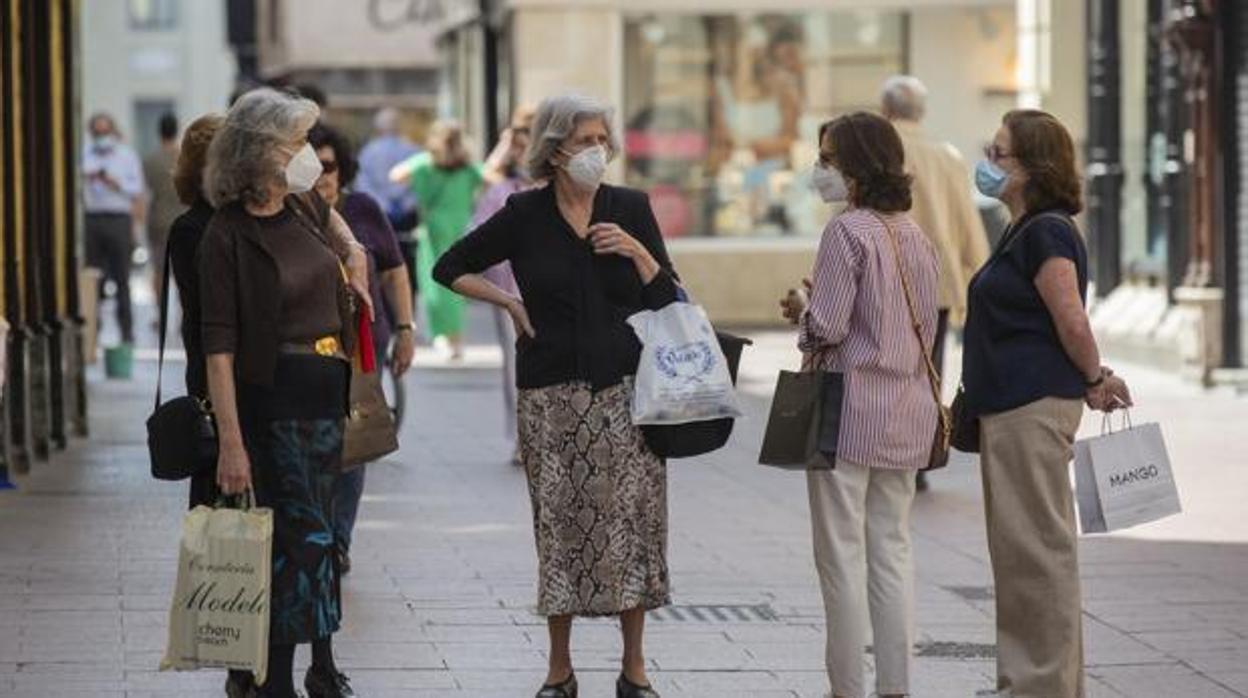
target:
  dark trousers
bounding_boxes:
[86,212,134,343]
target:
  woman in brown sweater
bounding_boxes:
[200,87,371,698]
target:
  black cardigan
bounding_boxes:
[167,197,214,398]
[434,184,679,391]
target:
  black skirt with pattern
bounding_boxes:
[239,355,349,645]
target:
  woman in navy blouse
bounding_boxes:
[963,110,1132,698]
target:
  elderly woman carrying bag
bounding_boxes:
[965,110,1132,698]
[201,87,372,698]
[434,94,678,698]
[780,112,940,698]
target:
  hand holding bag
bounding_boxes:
[342,312,399,469]
[875,212,952,471]
[147,242,217,481]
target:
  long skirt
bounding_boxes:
[240,355,349,645]
[517,378,671,617]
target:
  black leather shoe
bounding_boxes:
[225,672,257,698]
[536,672,578,698]
[617,673,660,698]
[304,665,354,698]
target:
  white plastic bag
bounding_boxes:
[161,496,272,683]
[627,302,743,425]
[1074,416,1181,534]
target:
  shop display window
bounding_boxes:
[623,11,906,238]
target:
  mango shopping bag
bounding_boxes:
[160,494,272,683]
[1074,416,1182,534]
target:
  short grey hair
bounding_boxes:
[525,94,619,182]
[204,87,320,208]
[881,75,928,122]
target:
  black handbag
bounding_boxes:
[757,352,843,470]
[641,331,751,458]
[147,244,218,481]
[950,386,980,453]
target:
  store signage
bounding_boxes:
[368,0,478,32]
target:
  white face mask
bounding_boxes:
[562,145,608,191]
[285,143,323,194]
[811,162,849,203]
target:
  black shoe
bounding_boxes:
[536,672,578,698]
[304,665,354,698]
[617,673,660,698]
[225,672,257,698]
[916,470,929,493]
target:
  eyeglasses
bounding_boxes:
[319,159,338,174]
[984,144,1014,163]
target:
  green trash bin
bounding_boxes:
[103,344,134,380]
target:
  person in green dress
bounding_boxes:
[391,120,483,359]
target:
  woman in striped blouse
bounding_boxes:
[781,112,939,698]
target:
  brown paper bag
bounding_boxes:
[160,497,272,684]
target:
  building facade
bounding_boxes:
[1,0,89,485]
[442,0,1076,325]
[81,0,235,156]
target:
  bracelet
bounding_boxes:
[395,323,415,333]
[1085,373,1105,388]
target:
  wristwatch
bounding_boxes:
[395,323,416,333]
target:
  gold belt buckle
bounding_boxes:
[314,336,339,357]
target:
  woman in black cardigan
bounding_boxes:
[434,94,676,698]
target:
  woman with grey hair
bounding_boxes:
[200,87,370,698]
[435,94,680,698]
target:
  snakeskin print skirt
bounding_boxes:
[517,378,671,617]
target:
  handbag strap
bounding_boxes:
[871,211,943,409]
[153,240,174,411]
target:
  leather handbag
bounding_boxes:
[342,312,399,469]
[641,331,751,458]
[147,243,218,481]
[758,349,842,470]
[949,386,980,453]
[876,212,952,471]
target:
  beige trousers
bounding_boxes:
[980,397,1085,698]
[808,461,917,698]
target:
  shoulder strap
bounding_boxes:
[153,240,173,411]
[872,212,943,407]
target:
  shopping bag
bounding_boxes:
[1074,417,1181,534]
[627,302,743,425]
[160,493,273,683]
[757,368,842,470]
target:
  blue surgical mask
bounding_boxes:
[975,159,1009,199]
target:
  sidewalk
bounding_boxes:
[2,306,1247,697]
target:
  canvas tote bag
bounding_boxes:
[161,492,272,684]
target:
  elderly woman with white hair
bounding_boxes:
[434,94,680,698]
[200,87,371,698]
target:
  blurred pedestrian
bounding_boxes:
[965,110,1132,698]
[779,113,938,698]
[82,112,145,344]
[880,75,990,492]
[309,121,416,575]
[471,105,537,465]
[393,120,482,360]
[434,94,680,698]
[165,112,257,697]
[143,112,186,306]
[356,108,421,233]
[201,87,371,698]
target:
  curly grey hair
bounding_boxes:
[525,94,619,182]
[204,87,320,208]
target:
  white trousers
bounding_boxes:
[807,461,917,698]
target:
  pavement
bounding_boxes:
[2,300,1248,698]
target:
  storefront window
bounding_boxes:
[623,11,906,238]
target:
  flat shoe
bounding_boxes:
[536,672,577,698]
[617,672,660,698]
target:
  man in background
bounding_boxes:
[142,112,185,305]
[880,75,990,491]
[82,112,145,345]
[356,107,422,293]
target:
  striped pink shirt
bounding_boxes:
[798,208,940,470]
